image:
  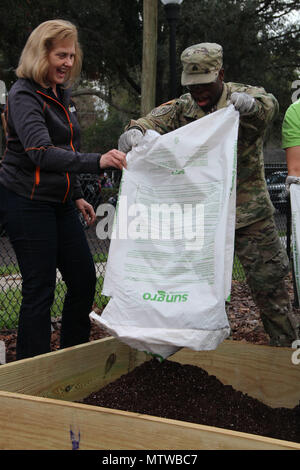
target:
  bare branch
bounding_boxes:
[72,88,134,116]
[258,27,299,42]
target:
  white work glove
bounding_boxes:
[118,128,143,153]
[285,176,300,193]
[230,92,255,115]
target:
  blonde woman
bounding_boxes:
[0,20,126,360]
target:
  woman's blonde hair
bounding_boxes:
[16,19,83,88]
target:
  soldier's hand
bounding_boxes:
[118,128,143,153]
[230,92,255,115]
[285,175,300,193]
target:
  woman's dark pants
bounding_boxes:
[0,184,96,360]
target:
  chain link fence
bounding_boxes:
[0,163,290,330]
[0,173,120,330]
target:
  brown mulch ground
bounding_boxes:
[0,317,110,364]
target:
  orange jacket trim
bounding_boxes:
[30,166,40,200]
[36,90,75,202]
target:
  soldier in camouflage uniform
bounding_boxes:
[119,43,299,346]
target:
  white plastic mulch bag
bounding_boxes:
[290,184,300,304]
[90,105,239,359]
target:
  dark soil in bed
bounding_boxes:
[80,358,300,444]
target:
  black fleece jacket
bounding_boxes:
[0,78,101,203]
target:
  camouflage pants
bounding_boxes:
[235,216,297,346]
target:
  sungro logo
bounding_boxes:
[143,290,188,303]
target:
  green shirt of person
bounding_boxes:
[282,99,300,190]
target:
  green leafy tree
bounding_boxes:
[78,107,124,154]
[0,0,298,141]
[169,0,299,141]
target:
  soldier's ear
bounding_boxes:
[218,69,225,81]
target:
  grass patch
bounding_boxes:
[0,287,22,329]
[0,264,20,276]
[0,276,110,330]
[232,255,245,281]
[0,253,245,329]
[93,253,108,263]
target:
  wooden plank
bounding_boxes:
[0,338,299,408]
[0,337,148,402]
[171,341,300,409]
[0,338,299,450]
[0,390,299,450]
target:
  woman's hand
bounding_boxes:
[75,198,96,226]
[100,149,127,170]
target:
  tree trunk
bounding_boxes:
[141,0,158,116]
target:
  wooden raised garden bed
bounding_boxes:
[0,337,299,450]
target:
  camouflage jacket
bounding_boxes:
[126,82,278,229]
